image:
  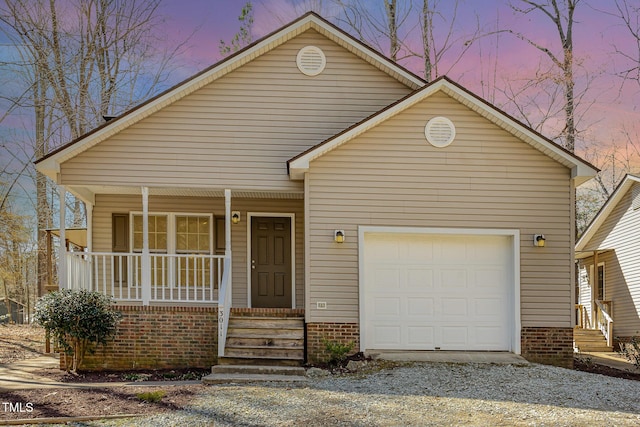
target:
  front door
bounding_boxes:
[251,216,292,308]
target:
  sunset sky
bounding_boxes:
[1,0,639,210]
[157,0,639,148]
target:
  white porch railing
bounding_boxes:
[217,257,232,358]
[66,251,225,304]
[595,300,614,348]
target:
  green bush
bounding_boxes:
[321,337,354,365]
[136,390,165,403]
[34,289,121,372]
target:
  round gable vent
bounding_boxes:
[425,116,456,148]
[296,46,326,76]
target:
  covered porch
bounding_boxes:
[575,249,614,351]
[54,184,304,361]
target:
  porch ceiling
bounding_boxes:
[68,185,304,203]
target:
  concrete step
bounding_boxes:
[211,364,305,376]
[217,356,303,367]
[202,372,308,385]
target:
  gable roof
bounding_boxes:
[288,76,598,183]
[35,12,424,180]
[576,174,640,252]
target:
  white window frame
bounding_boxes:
[130,211,214,255]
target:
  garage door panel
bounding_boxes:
[371,325,402,346]
[441,298,468,317]
[407,297,434,316]
[363,232,512,351]
[440,269,467,289]
[372,297,400,316]
[440,327,468,347]
[407,326,435,347]
[373,268,401,290]
[475,297,504,316]
[407,268,434,290]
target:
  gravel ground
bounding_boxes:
[37,362,640,426]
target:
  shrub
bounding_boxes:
[34,289,121,373]
[618,335,640,369]
[321,337,354,365]
[136,391,165,403]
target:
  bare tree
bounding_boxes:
[219,2,254,56]
[0,0,189,296]
[610,0,640,89]
[508,0,580,153]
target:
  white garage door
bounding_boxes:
[362,232,513,351]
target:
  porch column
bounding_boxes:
[58,185,67,289]
[592,250,599,324]
[85,202,93,252]
[224,189,231,258]
[141,187,151,305]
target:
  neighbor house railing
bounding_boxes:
[595,299,614,348]
[217,256,232,358]
[66,251,225,304]
[575,304,591,329]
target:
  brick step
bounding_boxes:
[226,336,303,348]
[229,317,304,329]
[217,356,303,367]
[224,346,304,360]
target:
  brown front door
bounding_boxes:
[251,216,292,308]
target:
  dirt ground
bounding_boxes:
[1,323,639,422]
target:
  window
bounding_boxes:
[130,213,213,287]
[597,263,605,300]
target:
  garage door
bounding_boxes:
[362,232,513,351]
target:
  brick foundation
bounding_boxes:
[521,327,574,368]
[63,305,218,371]
[306,322,360,363]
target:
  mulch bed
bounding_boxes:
[0,385,204,421]
[573,356,640,381]
[32,367,211,383]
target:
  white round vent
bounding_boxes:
[424,116,456,148]
[296,46,326,76]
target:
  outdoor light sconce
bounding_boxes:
[334,230,345,243]
[533,234,546,247]
[231,211,241,224]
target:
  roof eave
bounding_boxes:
[576,174,640,252]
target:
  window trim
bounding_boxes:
[130,211,214,255]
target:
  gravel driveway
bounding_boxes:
[71,361,640,426]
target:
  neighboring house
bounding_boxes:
[35,12,597,370]
[575,174,640,351]
[0,298,26,324]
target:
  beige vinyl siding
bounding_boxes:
[583,185,640,336]
[60,29,411,191]
[93,194,304,308]
[307,92,573,326]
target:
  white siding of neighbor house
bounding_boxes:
[59,29,411,192]
[92,194,305,308]
[581,184,640,337]
[306,91,574,326]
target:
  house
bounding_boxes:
[35,12,597,370]
[1,298,26,324]
[575,174,640,352]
